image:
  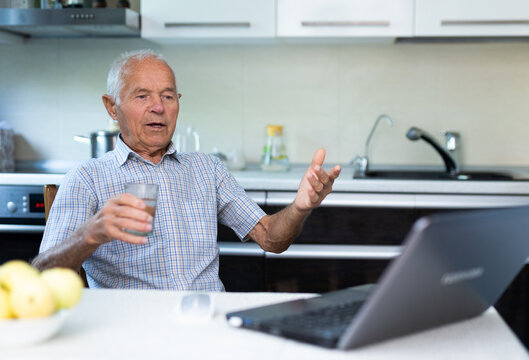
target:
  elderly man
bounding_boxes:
[33,49,341,290]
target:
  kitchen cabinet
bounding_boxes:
[141,0,275,39]
[220,190,529,293]
[415,0,529,37]
[139,0,529,41]
[277,0,414,38]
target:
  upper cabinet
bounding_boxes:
[415,0,529,36]
[277,0,414,38]
[141,0,275,39]
[140,0,529,41]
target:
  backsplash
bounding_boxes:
[1,38,529,168]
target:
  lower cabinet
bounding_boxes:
[0,231,44,265]
[265,258,390,293]
[219,255,266,292]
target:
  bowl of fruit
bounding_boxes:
[0,260,84,347]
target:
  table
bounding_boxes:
[4,289,529,359]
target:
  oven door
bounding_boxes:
[0,223,45,264]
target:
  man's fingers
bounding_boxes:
[96,194,155,246]
[104,195,152,222]
[296,150,341,212]
[314,165,330,184]
[310,164,341,189]
[114,206,153,222]
[111,227,148,245]
[329,165,341,180]
[307,172,324,193]
[116,193,146,209]
[310,148,326,167]
[114,217,152,233]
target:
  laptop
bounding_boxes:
[226,206,529,349]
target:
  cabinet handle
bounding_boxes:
[164,22,251,28]
[219,243,264,257]
[441,20,529,26]
[0,224,46,233]
[218,243,400,260]
[301,20,390,27]
[265,192,415,208]
[266,244,401,260]
[415,195,529,209]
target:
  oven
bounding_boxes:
[0,185,46,264]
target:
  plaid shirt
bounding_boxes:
[40,136,265,291]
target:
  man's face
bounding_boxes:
[113,58,179,158]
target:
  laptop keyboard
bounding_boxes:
[263,300,365,340]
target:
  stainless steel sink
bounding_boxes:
[356,170,514,181]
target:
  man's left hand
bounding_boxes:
[294,148,341,213]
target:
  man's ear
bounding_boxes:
[102,94,118,120]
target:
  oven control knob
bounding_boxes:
[7,201,17,213]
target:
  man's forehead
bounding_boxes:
[123,60,176,90]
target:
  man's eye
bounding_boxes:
[163,95,174,100]
[137,95,147,99]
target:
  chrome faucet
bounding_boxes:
[444,131,460,170]
[406,127,459,175]
[352,114,393,177]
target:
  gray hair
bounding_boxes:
[106,49,175,105]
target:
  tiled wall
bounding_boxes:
[1,38,529,167]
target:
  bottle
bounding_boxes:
[63,0,83,8]
[261,125,289,172]
[92,0,106,8]
[0,121,14,172]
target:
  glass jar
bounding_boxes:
[0,121,14,172]
[261,125,289,172]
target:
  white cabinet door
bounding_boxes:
[141,0,275,39]
[277,0,414,37]
[416,0,529,36]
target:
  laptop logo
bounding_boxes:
[441,267,484,285]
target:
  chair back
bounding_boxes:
[43,184,58,222]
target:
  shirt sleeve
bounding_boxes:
[214,157,266,242]
[39,168,98,253]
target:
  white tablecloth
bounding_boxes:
[3,289,529,360]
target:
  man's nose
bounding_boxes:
[149,96,164,113]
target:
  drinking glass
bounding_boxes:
[124,183,159,236]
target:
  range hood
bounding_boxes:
[0,8,139,38]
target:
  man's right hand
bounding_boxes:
[86,193,153,246]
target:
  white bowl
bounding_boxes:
[0,310,69,347]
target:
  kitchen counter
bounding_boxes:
[233,166,529,195]
[3,163,529,196]
[2,289,527,359]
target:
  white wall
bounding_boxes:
[1,38,529,167]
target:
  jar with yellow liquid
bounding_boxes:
[261,125,289,172]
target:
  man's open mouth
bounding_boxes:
[146,122,166,129]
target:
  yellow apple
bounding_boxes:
[9,277,56,318]
[0,287,13,319]
[41,268,83,309]
[0,260,40,291]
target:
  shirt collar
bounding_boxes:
[114,134,179,167]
